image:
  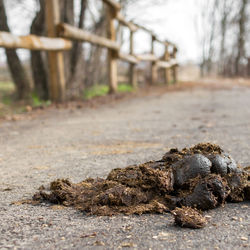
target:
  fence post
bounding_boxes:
[172,46,178,84]
[106,6,118,93]
[45,0,66,102]
[129,30,137,88]
[164,44,171,84]
[151,35,157,84]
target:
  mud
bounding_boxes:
[33,143,250,228]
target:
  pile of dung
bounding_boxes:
[171,207,208,229]
[33,143,250,228]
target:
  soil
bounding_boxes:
[33,143,250,228]
[0,80,229,123]
[0,82,200,122]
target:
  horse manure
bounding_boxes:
[33,143,250,229]
[171,206,207,229]
[172,154,211,187]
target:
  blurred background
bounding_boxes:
[0,0,249,109]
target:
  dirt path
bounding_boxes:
[0,82,249,249]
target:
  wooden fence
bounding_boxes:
[0,0,178,102]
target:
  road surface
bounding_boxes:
[0,82,249,249]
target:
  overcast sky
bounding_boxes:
[0,0,200,64]
[126,0,200,63]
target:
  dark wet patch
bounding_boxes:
[32,143,250,228]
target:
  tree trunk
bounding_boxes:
[247,58,250,77]
[60,0,86,99]
[85,14,106,87]
[70,0,87,76]
[235,0,247,76]
[0,0,31,99]
[59,0,74,86]
[219,0,228,76]
[30,0,49,100]
[206,0,218,75]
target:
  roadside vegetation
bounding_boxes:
[83,83,133,100]
[0,81,134,119]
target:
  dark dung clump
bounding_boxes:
[171,206,207,229]
[33,143,250,228]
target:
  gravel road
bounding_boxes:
[0,82,249,249]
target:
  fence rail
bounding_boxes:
[0,0,178,102]
[0,31,72,51]
[57,23,120,51]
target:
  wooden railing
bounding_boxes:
[0,0,178,102]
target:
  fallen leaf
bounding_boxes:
[50,205,65,210]
[80,232,97,238]
[120,242,136,247]
[93,240,105,246]
[11,199,39,205]
[241,237,248,241]
[33,166,49,170]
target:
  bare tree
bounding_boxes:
[59,0,87,99]
[235,0,248,76]
[0,0,31,99]
[30,0,49,100]
[30,0,88,100]
[219,0,232,75]
[198,0,219,76]
[207,0,219,74]
[197,0,250,78]
[70,0,87,77]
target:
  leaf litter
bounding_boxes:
[32,143,250,229]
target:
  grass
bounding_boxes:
[0,81,53,118]
[30,93,51,108]
[83,83,134,100]
[0,81,16,117]
[117,83,134,93]
[0,81,15,92]
[0,81,133,118]
[0,81,15,105]
[0,81,15,103]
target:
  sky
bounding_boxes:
[125,0,200,63]
[0,0,200,64]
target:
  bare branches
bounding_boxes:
[197,0,249,77]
